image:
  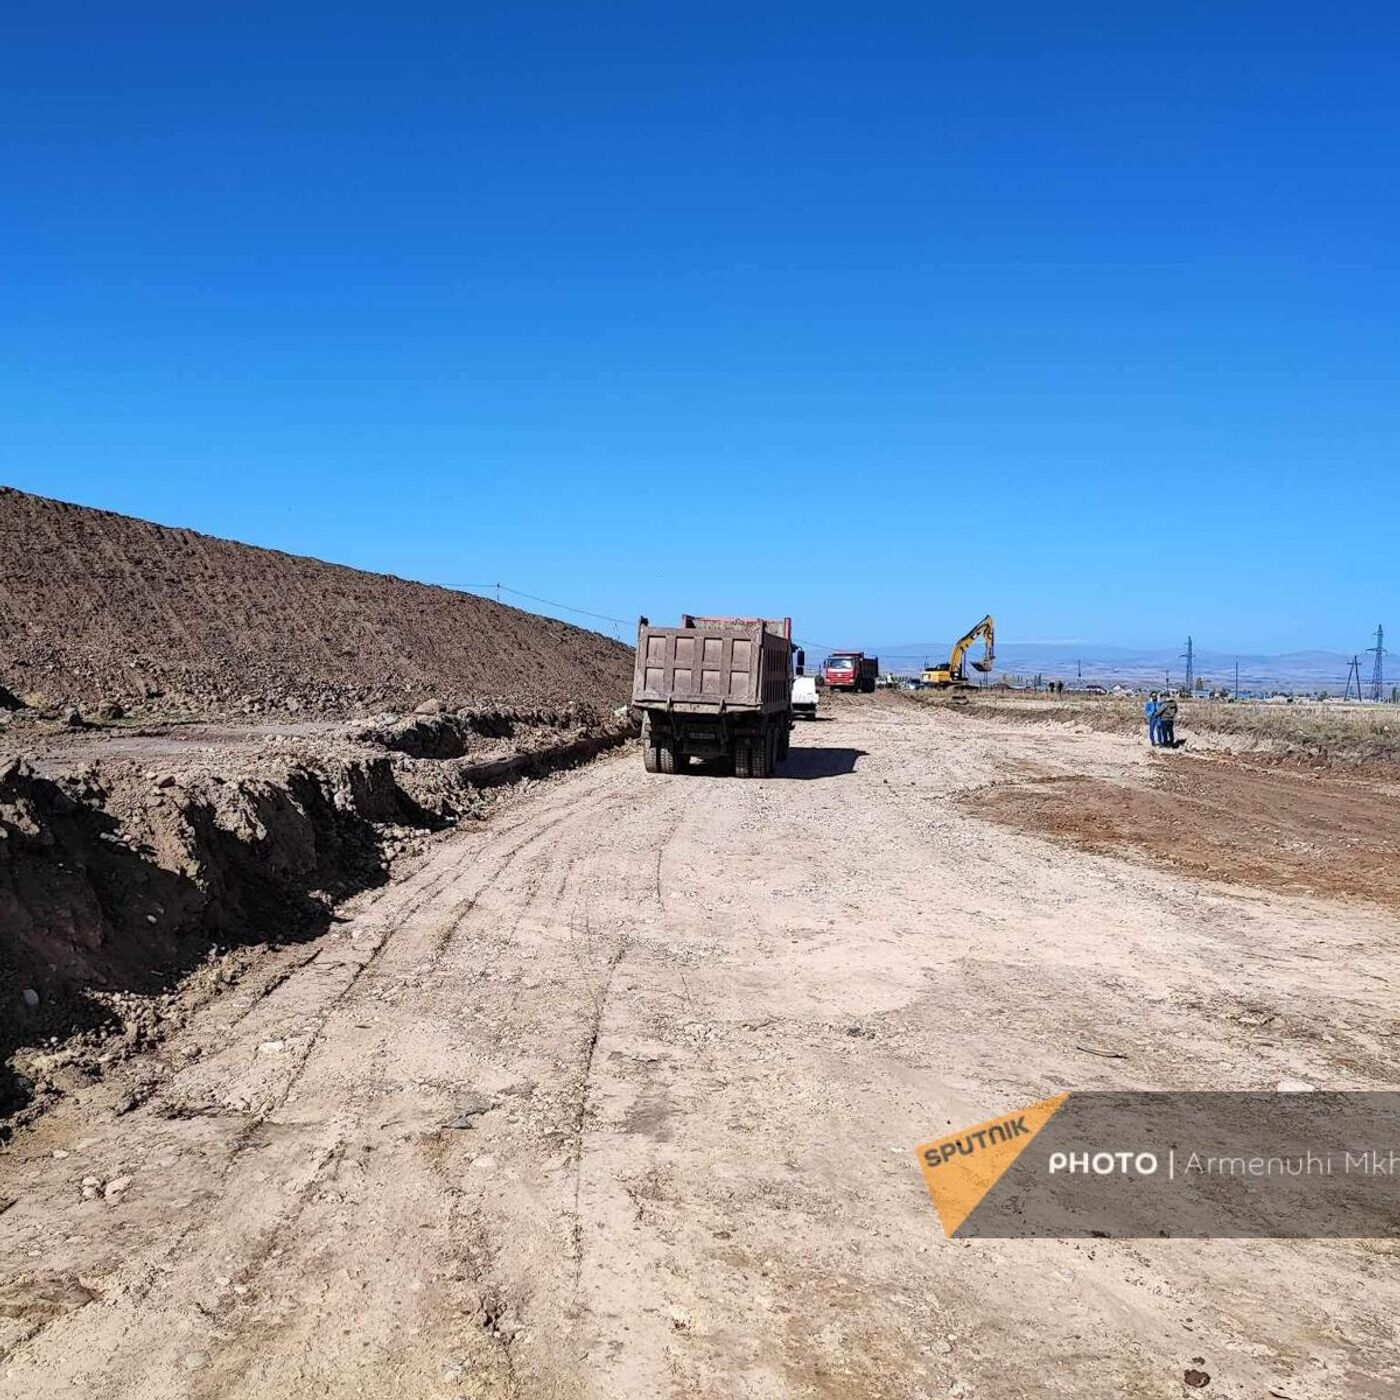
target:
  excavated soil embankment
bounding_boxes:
[0,486,632,717]
[0,488,641,1122]
[0,706,635,1125]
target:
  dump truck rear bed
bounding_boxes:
[634,619,792,715]
[633,615,793,778]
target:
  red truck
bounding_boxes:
[822,651,878,693]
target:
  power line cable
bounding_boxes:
[446,588,940,659]
[444,582,630,627]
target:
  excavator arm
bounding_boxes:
[963,615,995,674]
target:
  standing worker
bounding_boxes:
[1144,692,1161,746]
[1157,694,1179,748]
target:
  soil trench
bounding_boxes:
[1,695,1397,1398]
[0,708,635,1124]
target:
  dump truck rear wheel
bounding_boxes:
[643,744,659,773]
[747,731,772,779]
[658,742,682,775]
[734,740,753,779]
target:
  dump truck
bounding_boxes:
[633,614,794,778]
[822,651,878,693]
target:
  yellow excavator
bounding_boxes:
[922,615,995,688]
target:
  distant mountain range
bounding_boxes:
[863,641,1382,695]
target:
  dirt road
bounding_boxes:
[3,697,1398,1398]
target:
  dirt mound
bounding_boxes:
[0,487,632,718]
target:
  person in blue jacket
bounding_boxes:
[1144,692,1161,746]
[1157,694,1179,748]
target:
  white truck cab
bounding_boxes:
[792,674,818,720]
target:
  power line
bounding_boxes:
[445,582,630,627]
[446,591,917,660]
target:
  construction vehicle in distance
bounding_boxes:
[822,651,878,693]
[922,615,996,689]
[633,615,794,778]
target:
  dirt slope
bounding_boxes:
[0,707,635,1122]
[0,487,631,716]
[2,696,1396,1397]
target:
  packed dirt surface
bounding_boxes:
[0,487,631,718]
[2,694,1398,1398]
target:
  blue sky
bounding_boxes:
[2,3,1396,655]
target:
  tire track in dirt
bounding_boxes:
[0,852,478,1359]
[568,912,630,1283]
[417,773,691,1394]
[211,757,654,1397]
[0,757,639,1394]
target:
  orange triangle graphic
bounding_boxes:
[914,1093,1070,1236]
